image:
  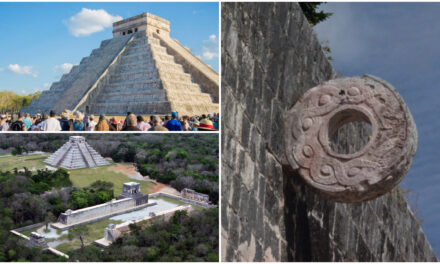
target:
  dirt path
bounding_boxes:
[111,163,180,195]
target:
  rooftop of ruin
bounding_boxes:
[112,12,170,37]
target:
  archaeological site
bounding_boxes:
[22,12,219,117]
[221,2,437,261]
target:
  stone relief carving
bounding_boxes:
[285,75,418,202]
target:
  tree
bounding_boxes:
[299,3,333,26]
[68,225,89,253]
[44,211,56,230]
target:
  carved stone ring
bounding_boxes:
[285,75,417,202]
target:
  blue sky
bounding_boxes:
[0,2,219,95]
[315,2,440,256]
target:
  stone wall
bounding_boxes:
[221,2,437,262]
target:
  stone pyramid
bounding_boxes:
[45,136,109,169]
[22,12,219,116]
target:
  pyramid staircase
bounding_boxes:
[45,136,109,169]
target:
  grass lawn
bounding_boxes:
[152,196,205,211]
[20,225,44,237]
[55,218,123,253]
[0,154,50,171]
[69,164,156,195]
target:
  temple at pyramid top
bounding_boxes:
[22,12,219,117]
[45,136,110,169]
[112,12,170,37]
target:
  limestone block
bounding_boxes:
[285,75,418,202]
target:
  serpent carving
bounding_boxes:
[285,75,417,202]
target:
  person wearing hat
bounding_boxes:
[198,118,216,131]
[42,110,62,131]
[149,116,168,131]
[0,114,9,131]
[165,111,183,131]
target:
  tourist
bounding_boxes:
[23,113,32,130]
[95,115,109,131]
[42,110,62,131]
[109,117,119,131]
[59,112,70,131]
[165,112,183,131]
[191,120,200,131]
[88,115,97,131]
[198,118,216,131]
[181,115,191,131]
[73,111,85,131]
[163,115,170,126]
[0,115,9,131]
[136,115,151,131]
[122,114,141,131]
[148,115,155,127]
[83,113,89,131]
[149,116,168,131]
[9,113,27,131]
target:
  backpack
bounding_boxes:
[10,121,24,131]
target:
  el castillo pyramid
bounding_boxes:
[45,136,109,169]
[22,12,219,116]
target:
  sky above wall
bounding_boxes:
[0,2,219,95]
[315,2,440,256]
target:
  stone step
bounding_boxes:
[107,79,162,90]
[120,53,154,64]
[170,102,219,116]
[155,61,184,72]
[90,101,172,115]
[110,71,160,83]
[152,53,175,63]
[95,91,167,104]
[166,91,214,103]
[148,38,161,45]
[157,70,192,83]
[115,67,157,75]
[163,80,203,93]
[117,61,156,72]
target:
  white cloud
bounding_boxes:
[43,83,51,89]
[64,8,122,37]
[201,34,219,60]
[8,64,38,77]
[54,63,73,74]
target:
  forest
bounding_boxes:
[0,134,219,204]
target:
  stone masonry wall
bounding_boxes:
[221,2,437,262]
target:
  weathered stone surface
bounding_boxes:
[221,2,436,262]
[285,75,418,202]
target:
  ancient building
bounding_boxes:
[221,2,437,261]
[22,12,218,116]
[53,182,151,230]
[181,188,210,203]
[45,136,109,169]
[117,182,149,206]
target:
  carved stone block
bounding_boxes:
[285,75,417,202]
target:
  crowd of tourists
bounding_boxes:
[0,110,219,132]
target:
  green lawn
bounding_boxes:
[55,218,123,253]
[0,154,50,171]
[152,196,204,211]
[69,164,155,195]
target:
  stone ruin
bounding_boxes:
[180,188,210,203]
[26,232,49,250]
[22,12,219,117]
[117,182,149,206]
[45,136,109,169]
